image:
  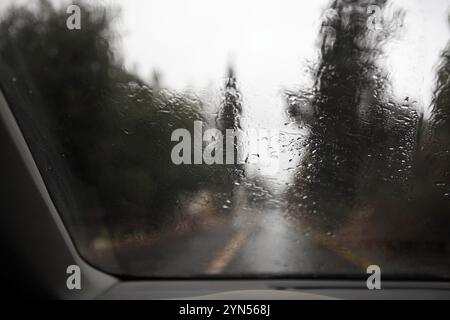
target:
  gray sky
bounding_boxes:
[113,0,450,179]
[2,0,449,178]
[2,0,449,120]
[118,0,325,130]
[115,0,450,122]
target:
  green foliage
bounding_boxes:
[431,42,450,131]
[0,0,216,232]
[287,0,418,228]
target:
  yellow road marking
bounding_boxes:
[206,223,256,274]
[206,213,371,274]
[312,232,371,270]
[288,219,372,270]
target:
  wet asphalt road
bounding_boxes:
[116,207,365,277]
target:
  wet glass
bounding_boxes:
[0,0,449,279]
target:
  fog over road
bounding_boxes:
[111,201,365,278]
[2,0,450,282]
[101,184,450,279]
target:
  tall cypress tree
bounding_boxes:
[287,0,414,229]
[217,66,243,165]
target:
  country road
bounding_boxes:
[90,192,450,279]
[109,204,366,278]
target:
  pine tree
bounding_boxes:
[287,0,414,229]
[217,66,243,164]
[217,66,242,132]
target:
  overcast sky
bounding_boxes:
[114,0,450,122]
[2,0,450,121]
[1,0,449,178]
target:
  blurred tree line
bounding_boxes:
[286,0,449,243]
[412,33,450,239]
[0,0,239,244]
[2,0,450,250]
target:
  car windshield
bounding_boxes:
[1,0,450,279]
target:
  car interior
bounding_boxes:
[0,0,449,300]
